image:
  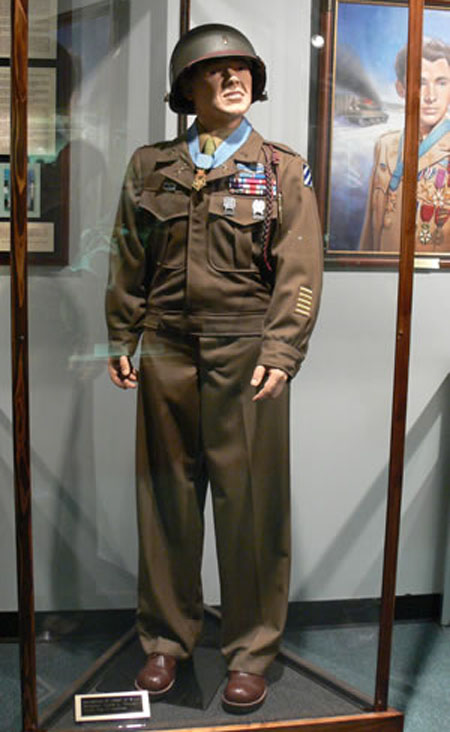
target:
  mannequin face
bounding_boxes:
[396,56,450,135]
[188,57,252,131]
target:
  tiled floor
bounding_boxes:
[285,620,450,731]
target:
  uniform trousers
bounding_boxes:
[135,327,291,675]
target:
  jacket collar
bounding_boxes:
[205,129,266,183]
[151,138,194,189]
[419,130,450,171]
[152,128,266,188]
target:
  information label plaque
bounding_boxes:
[74,691,150,723]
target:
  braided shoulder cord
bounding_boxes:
[261,144,281,273]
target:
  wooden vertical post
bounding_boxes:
[315,0,334,227]
[10,0,38,730]
[375,0,424,711]
[179,0,190,36]
[177,0,190,136]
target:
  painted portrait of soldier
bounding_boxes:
[360,37,450,253]
[325,1,450,258]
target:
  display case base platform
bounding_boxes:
[37,613,404,732]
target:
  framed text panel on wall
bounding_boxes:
[0,0,70,265]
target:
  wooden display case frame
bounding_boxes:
[10,0,427,729]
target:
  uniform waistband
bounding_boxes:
[144,310,265,335]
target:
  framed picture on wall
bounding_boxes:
[0,0,70,266]
[314,0,450,269]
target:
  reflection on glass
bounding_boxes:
[28,1,163,727]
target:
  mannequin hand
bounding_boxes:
[108,355,138,389]
[251,364,288,401]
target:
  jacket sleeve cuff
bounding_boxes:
[257,339,303,379]
[108,332,140,358]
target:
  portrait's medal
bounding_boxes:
[432,163,450,246]
[432,167,446,206]
[434,166,445,189]
[434,206,450,246]
[383,190,396,229]
[419,203,434,245]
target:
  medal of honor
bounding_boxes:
[192,169,207,191]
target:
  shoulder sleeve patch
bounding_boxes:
[303,162,313,188]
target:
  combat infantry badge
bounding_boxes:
[252,199,265,219]
[223,197,236,215]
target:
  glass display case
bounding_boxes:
[7,1,442,731]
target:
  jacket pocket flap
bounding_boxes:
[140,189,188,221]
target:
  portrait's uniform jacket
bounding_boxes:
[105,126,323,674]
[359,125,450,253]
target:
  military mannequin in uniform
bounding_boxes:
[360,37,450,253]
[106,24,322,712]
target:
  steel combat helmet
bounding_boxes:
[168,24,267,114]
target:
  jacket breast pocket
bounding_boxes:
[139,187,189,270]
[208,193,274,272]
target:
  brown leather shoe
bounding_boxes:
[135,653,177,697]
[222,671,267,713]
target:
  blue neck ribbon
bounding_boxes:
[187,117,253,170]
[389,117,450,191]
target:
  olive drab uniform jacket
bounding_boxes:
[106,127,323,376]
[359,124,450,253]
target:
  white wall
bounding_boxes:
[191,0,311,154]
[289,272,450,602]
[1,0,449,613]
